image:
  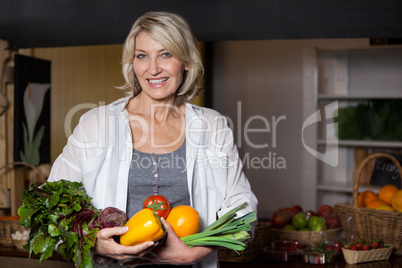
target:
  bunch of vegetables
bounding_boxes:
[18,180,128,268]
[127,193,257,252]
[18,180,256,268]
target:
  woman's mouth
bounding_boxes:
[147,77,169,85]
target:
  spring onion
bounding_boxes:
[181,202,257,253]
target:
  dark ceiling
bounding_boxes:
[1,0,402,49]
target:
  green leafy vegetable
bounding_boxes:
[335,100,402,141]
[18,180,102,268]
[181,202,257,253]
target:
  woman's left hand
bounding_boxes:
[121,217,215,266]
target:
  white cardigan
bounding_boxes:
[48,96,258,268]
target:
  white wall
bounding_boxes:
[211,38,369,219]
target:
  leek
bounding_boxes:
[181,202,257,253]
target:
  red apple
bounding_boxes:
[280,208,296,220]
[291,205,303,213]
[281,205,303,216]
[304,210,317,220]
[271,209,293,229]
[317,204,333,218]
[325,212,342,229]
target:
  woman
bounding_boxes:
[48,11,258,267]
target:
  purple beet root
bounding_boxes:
[97,207,129,228]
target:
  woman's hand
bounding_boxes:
[121,218,215,266]
[95,226,155,260]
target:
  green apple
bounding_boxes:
[308,216,319,230]
[292,212,308,229]
[308,216,327,231]
[313,217,327,231]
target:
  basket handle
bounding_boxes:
[352,152,402,208]
[0,161,45,182]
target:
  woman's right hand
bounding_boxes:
[95,226,155,260]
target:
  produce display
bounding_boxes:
[263,236,395,264]
[263,239,343,264]
[343,238,389,251]
[334,100,402,141]
[303,244,341,264]
[263,239,307,262]
[271,204,341,231]
[358,184,402,212]
[18,180,256,267]
[301,241,342,264]
[341,238,393,264]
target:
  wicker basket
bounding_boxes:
[271,228,343,246]
[218,221,271,263]
[342,246,393,264]
[335,152,402,255]
[0,219,26,247]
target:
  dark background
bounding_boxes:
[1,0,402,49]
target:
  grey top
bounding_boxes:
[126,140,190,218]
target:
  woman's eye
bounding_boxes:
[136,54,146,59]
[161,52,172,58]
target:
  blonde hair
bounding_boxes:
[121,11,203,105]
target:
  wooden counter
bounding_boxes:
[2,245,402,267]
[220,254,402,268]
[0,245,74,268]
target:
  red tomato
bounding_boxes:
[142,195,171,218]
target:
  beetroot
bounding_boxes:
[96,207,129,228]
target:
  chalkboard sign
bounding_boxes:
[370,153,402,189]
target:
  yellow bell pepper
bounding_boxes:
[120,209,165,246]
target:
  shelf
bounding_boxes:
[318,139,402,148]
[318,94,402,100]
[317,182,381,194]
[303,45,402,210]
[318,45,402,53]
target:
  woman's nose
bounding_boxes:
[148,57,162,75]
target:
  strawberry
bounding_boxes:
[361,245,371,250]
[343,243,351,249]
[354,238,367,250]
[350,245,358,251]
[355,242,363,250]
[371,240,379,249]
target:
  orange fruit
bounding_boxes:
[358,190,377,208]
[166,205,200,238]
[7,215,18,221]
[375,204,395,212]
[366,198,387,209]
[378,185,399,205]
[392,190,402,212]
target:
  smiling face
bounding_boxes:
[133,31,186,103]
